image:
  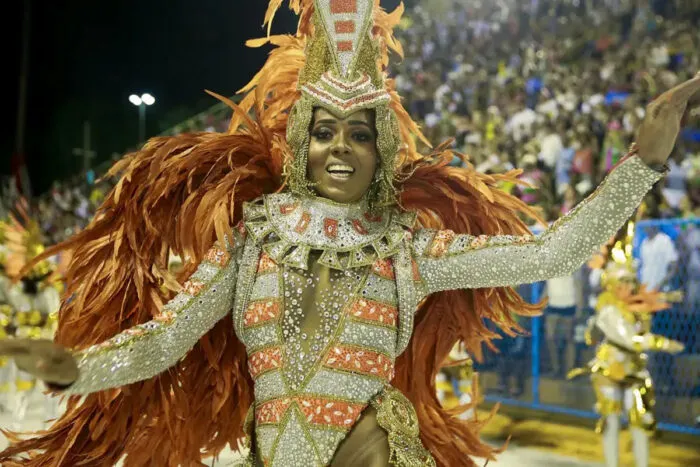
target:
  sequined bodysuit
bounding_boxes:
[572,286,680,434]
[63,156,660,465]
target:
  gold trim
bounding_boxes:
[372,386,436,466]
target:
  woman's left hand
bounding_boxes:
[636,72,700,166]
[0,339,78,386]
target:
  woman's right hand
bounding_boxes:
[636,72,700,166]
[0,339,78,387]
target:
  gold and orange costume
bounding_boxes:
[569,221,684,467]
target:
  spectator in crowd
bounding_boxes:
[544,273,582,379]
[639,225,679,292]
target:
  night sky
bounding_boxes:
[4,0,403,194]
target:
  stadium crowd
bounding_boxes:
[392,0,700,223]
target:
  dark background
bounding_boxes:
[3,0,405,194]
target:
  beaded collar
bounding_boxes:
[243,193,415,270]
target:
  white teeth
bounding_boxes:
[327,164,354,174]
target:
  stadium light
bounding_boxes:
[128,93,156,143]
[141,93,156,106]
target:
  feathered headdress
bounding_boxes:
[283,0,400,205]
[1,2,542,466]
[4,203,54,283]
[237,0,428,207]
[602,218,638,286]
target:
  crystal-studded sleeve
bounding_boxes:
[64,234,243,395]
[414,156,663,294]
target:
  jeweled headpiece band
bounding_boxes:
[286,0,401,207]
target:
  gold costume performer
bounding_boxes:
[569,222,684,467]
[2,209,64,421]
[0,220,14,402]
[436,342,475,420]
[1,1,698,466]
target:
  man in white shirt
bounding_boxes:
[649,43,670,68]
[539,124,564,169]
[640,227,679,291]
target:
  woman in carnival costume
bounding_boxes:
[0,220,15,409]
[1,1,699,465]
[2,209,64,423]
[568,219,684,467]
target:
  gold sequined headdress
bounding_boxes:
[4,208,54,282]
[601,219,638,287]
[286,0,401,205]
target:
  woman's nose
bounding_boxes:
[331,133,351,156]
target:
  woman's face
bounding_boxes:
[307,108,378,203]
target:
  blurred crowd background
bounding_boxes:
[392,0,700,223]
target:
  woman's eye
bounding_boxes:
[313,129,333,140]
[352,132,373,143]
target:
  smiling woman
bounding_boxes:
[307,108,378,203]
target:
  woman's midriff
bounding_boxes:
[251,406,389,467]
[330,406,390,466]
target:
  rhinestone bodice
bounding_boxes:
[236,251,401,466]
[227,193,423,466]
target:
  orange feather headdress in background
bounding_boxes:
[2,200,61,284]
[1,2,543,466]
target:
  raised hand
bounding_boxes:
[636,72,700,166]
[0,339,78,387]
